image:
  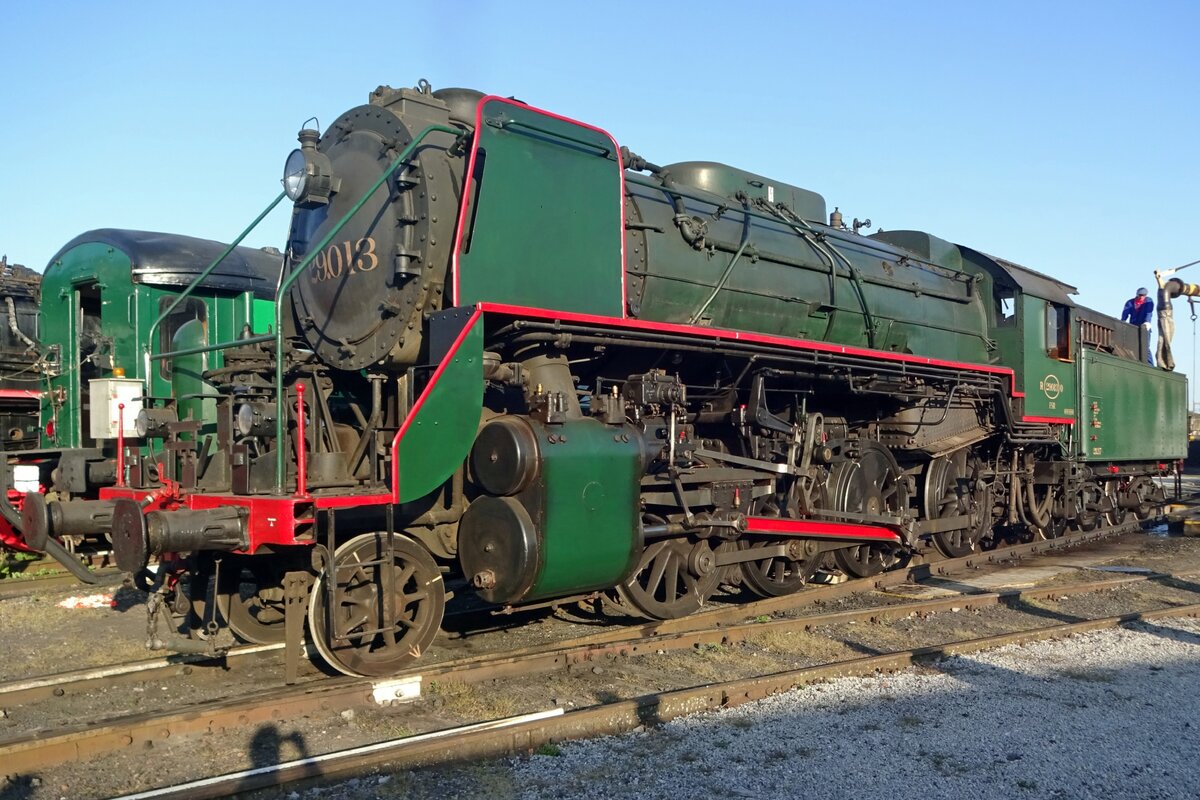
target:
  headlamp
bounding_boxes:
[280,127,339,208]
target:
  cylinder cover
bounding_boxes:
[470,416,540,496]
[458,495,540,604]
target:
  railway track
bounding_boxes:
[116,599,1200,800]
[0,552,123,600]
[0,568,124,600]
[0,520,1193,783]
[0,519,1141,707]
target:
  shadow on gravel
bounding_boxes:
[1124,618,1200,647]
[236,724,316,792]
[736,641,1200,799]
[0,773,37,800]
[998,596,1085,625]
[1152,574,1200,597]
[110,584,146,612]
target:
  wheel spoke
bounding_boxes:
[310,533,446,678]
[664,554,680,601]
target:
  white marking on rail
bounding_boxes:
[109,708,566,800]
[371,675,422,705]
[0,642,284,696]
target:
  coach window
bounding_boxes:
[1046,302,1071,360]
[158,297,207,379]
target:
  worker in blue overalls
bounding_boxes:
[1121,287,1155,365]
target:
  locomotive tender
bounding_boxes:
[86,81,1183,677]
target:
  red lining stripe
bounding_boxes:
[475,301,1071,424]
[745,515,902,543]
[389,308,484,502]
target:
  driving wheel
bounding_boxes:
[828,443,909,578]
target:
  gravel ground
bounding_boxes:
[6,532,1200,799]
[276,618,1200,800]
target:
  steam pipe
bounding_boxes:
[5,296,35,351]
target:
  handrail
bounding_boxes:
[149,333,275,361]
[143,192,286,380]
[271,124,461,491]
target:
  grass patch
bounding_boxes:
[0,552,40,579]
[427,680,518,720]
[534,742,562,756]
[743,628,854,660]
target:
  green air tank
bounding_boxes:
[170,318,216,437]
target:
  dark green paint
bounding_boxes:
[1017,296,1076,420]
[1078,349,1187,461]
[525,419,641,600]
[456,100,623,317]
[39,242,272,449]
[396,320,484,503]
[627,177,992,363]
[171,318,216,439]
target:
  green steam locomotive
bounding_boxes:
[65,81,1183,677]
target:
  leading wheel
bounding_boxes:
[309,532,445,677]
[217,556,290,645]
[828,443,909,578]
[616,539,722,620]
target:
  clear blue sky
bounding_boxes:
[4,1,1198,401]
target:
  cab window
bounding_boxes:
[995,287,1017,327]
[1046,302,1071,360]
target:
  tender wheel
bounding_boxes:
[828,443,909,578]
[1128,476,1160,521]
[616,539,721,620]
[739,538,819,597]
[309,533,445,677]
[217,556,289,645]
[1076,482,1104,531]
